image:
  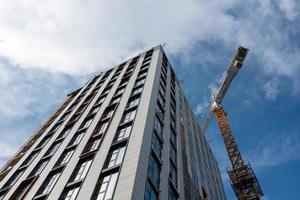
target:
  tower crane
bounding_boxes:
[201,47,263,199]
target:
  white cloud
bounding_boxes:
[278,0,299,20]
[0,58,86,118]
[262,77,279,100]
[0,0,298,80]
[251,132,300,168]
[0,59,87,168]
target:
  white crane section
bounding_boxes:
[200,46,249,134]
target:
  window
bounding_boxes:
[170,130,176,146]
[104,146,126,168]
[134,78,145,87]
[59,112,70,122]
[169,162,177,186]
[80,118,93,129]
[110,97,121,105]
[170,145,176,163]
[145,182,158,200]
[49,123,61,134]
[103,88,110,95]
[138,71,148,79]
[168,186,177,200]
[114,88,125,96]
[56,150,74,166]
[89,106,100,115]
[59,185,80,200]
[29,160,49,177]
[120,110,136,124]
[44,142,61,157]
[92,172,119,200]
[3,170,24,188]
[95,96,106,105]
[20,151,39,167]
[10,177,35,200]
[68,132,85,147]
[151,134,162,157]
[126,97,140,109]
[37,171,61,195]
[94,122,108,136]
[131,86,143,96]
[70,158,93,182]
[102,110,114,119]
[148,155,160,187]
[36,136,51,149]
[114,125,132,142]
[85,137,101,153]
[153,117,162,136]
[57,128,72,139]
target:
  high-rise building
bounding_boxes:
[0,45,226,200]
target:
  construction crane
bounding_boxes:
[201,47,263,199]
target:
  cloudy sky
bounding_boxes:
[0,0,299,199]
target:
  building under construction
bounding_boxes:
[0,45,230,200]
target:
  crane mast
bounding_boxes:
[202,46,263,199]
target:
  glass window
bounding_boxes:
[170,145,176,163]
[80,118,93,129]
[103,89,110,95]
[89,106,101,115]
[153,117,162,136]
[114,125,132,142]
[148,155,160,187]
[169,162,177,186]
[126,98,140,109]
[29,160,49,177]
[68,132,85,147]
[134,78,145,87]
[59,112,70,122]
[168,186,177,200]
[49,123,61,134]
[121,110,136,124]
[95,96,106,105]
[44,142,61,157]
[115,88,125,96]
[103,110,114,119]
[60,186,80,200]
[85,138,101,153]
[111,97,121,105]
[105,146,126,168]
[20,151,39,167]
[151,134,162,157]
[93,172,119,200]
[138,71,148,79]
[57,128,72,139]
[95,122,108,136]
[37,171,61,195]
[132,86,143,96]
[36,136,51,149]
[56,150,74,166]
[70,158,93,182]
[170,130,176,146]
[3,170,24,188]
[145,182,158,200]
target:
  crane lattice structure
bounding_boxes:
[201,47,263,199]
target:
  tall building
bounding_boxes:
[0,45,226,200]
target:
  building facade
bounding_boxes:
[0,45,226,200]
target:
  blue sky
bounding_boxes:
[0,0,299,199]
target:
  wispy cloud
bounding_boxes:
[262,77,280,100]
[250,132,300,169]
[0,58,86,167]
[0,0,299,86]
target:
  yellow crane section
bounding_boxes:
[212,103,263,199]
